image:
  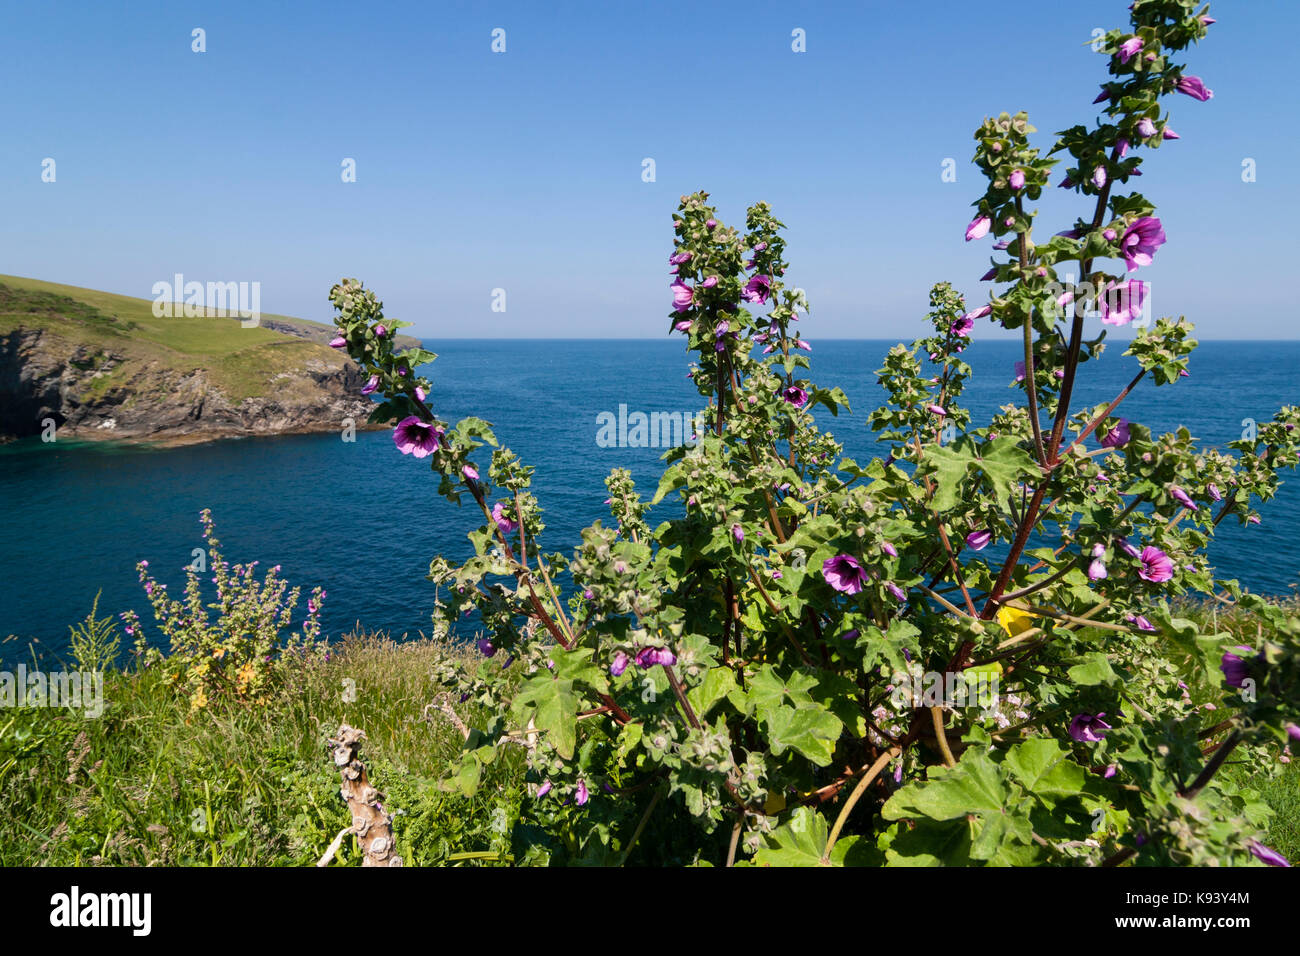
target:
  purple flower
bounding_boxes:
[1200,15,1216,27]
[669,250,692,265]
[1248,841,1289,867]
[393,416,441,458]
[1009,169,1025,190]
[881,541,898,558]
[732,524,744,543]
[822,554,869,594]
[537,780,552,798]
[705,218,717,230]
[1117,538,1141,559]
[782,385,809,407]
[610,650,629,677]
[1162,126,1180,140]
[1118,37,1143,63]
[1176,74,1214,101]
[1137,118,1157,138]
[1069,713,1112,743]
[477,638,497,657]
[375,324,387,338]
[1014,360,1027,383]
[951,316,974,337]
[1100,418,1131,448]
[1220,647,1255,688]
[1170,486,1197,511]
[979,267,997,281]
[1137,546,1174,583]
[927,404,946,417]
[1098,279,1149,326]
[1120,216,1167,271]
[415,385,427,402]
[1093,85,1112,104]
[702,275,719,288]
[670,278,694,313]
[491,502,518,534]
[635,646,676,668]
[742,274,772,304]
[329,335,347,349]
[1059,175,1074,188]
[1092,165,1108,189]
[1088,559,1108,581]
[361,374,380,395]
[1115,138,1129,159]
[966,530,993,551]
[575,779,589,806]
[462,464,479,481]
[1287,723,1300,742]
[1126,614,1157,632]
[886,581,907,602]
[965,216,992,241]
[838,629,860,642]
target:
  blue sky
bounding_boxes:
[2,0,1294,338]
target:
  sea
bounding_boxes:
[2,339,1297,665]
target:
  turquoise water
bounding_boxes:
[2,339,1297,664]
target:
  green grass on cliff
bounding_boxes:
[0,600,1296,867]
[0,275,415,402]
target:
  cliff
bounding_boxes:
[0,276,415,445]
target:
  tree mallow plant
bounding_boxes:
[332,0,1300,866]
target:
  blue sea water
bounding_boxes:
[2,339,1298,665]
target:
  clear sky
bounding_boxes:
[2,0,1295,338]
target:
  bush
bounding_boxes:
[331,0,1300,867]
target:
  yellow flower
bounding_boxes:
[996,604,1038,638]
[190,687,208,711]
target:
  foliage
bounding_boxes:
[123,509,326,712]
[330,1,1300,867]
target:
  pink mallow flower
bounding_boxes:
[1120,216,1166,271]
[1118,37,1143,63]
[670,278,694,313]
[1070,713,1111,743]
[1176,74,1214,101]
[393,416,441,458]
[1137,546,1174,583]
[822,554,869,594]
[965,216,991,241]
[492,501,518,533]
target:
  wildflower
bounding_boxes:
[886,581,907,602]
[477,638,496,657]
[1100,418,1131,447]
[1220,647,1256,688]
[329,335,347,349]
[1175,74,1214,101]
[1118,37,1143,63]
[575,780,589,806]
[670,278,694,312]
[537,780,552,798]
[1069,713,1111,743]
[361,374,380,395]
[742,274,772,304]
[393,416,441,457]
[782,385,809,407]
[822,554,869,594]
[1137,117,1157,138]
[1137,546,1174,582]
[965,215,992,241]
[462,464,479,481]
[635,646,677,668]
[1098,279,1148,325]
[732,524,744,543]
[1009,169,1025,190]
[881,541,898,558]
[491,501,518,533]
[610,650,629,677]
[966,530,993,551]
[1170,486,1197,510]
[1248,841,1289,867]
[1120,216,1166,270]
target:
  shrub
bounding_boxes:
[123,509,326,711]
[333,0,1300,866]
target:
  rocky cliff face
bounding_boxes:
[0,327,376,445]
